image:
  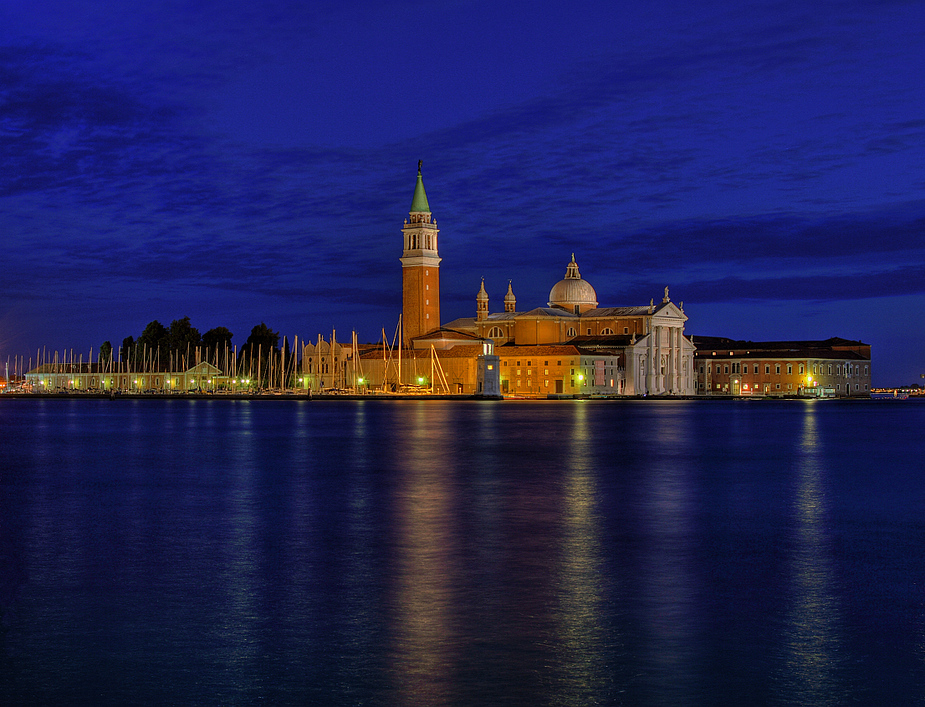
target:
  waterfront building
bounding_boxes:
[300,336,350,392]
[401,161,441,345]
[25,360,229,392]
[692,336,872,396]
[443,262,696,396]
[385,163,697,396]
[357,334,498,395]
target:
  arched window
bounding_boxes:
[567,327,576,338]
[601,328,614,335]
[488,327,504,339]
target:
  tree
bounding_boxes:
[137,320,169,367]
[120,336,135,362]
[169,316,201,363]
[99,341,113,364]
[245,322,280,351]
[240,323,280,386]
[202,327,234,370]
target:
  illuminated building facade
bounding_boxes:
[24,360,228,391]
[400,162,441,345]
[693,337,872,396]
[386,164,697,396]
[444,260,696,396]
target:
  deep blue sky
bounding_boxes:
[2,0,924,385]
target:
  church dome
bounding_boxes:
[548,254,598,313]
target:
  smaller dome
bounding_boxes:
[476,278,488,301]
[548,254,597,313]
[504,281,516,303]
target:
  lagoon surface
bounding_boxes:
[1,397,924,706]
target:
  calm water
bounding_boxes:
[1,397,924,706]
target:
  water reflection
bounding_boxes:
[389,403,460,706]
[6,399,923,704]
[385,401,614,704]
[217,403,261,680]
[637,403,700,704]
[551,401,608,705]
[777,402,847,704]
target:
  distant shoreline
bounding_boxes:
[0,392,900,402]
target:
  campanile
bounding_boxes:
[400,162,441,344]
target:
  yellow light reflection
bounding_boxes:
[777,404,847,704]
[390,403,459,707]
[551,401,607,705]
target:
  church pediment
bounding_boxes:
[652,300,686,322]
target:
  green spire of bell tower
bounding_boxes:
[410,159,430,213]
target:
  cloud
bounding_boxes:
[638,265,925,304]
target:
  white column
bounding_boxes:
[667,325,676,393]
[655,326,663,393]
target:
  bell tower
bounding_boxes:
[401,161,441,344]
